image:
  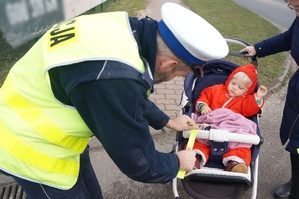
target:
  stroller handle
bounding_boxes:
[183,129,260,145]
[225,37,258,68]
[225,37,251,47]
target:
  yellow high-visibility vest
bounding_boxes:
[0,11,145,189]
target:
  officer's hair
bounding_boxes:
[156,31,190,72]
[156,31,174,57]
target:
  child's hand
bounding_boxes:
[257,85,268,98]
[201,105,211,114]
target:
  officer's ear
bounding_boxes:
[162,59,178,71]
[156,55,178,73]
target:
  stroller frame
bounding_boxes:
[172,38,263,199]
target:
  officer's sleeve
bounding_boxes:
[70,78,180,183]
[144,100,169,130]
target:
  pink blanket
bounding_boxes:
[192,108,257,149]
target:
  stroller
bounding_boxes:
[172,38,263,199]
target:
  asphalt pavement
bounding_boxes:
[0,0,295,198]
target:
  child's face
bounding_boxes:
[227,76,249,97]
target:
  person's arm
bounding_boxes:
[132,88,197,131]
[70,78,195,183]
[241,18,296,57]
[50,60,196,183]
[143,100,169,129]
[253,30,292,58]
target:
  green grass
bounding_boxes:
[0,0,289,90]
[82,0,147,17]
[102,0,147,16]
[0,40,36,87]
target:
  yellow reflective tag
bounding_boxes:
[177,129,197,179]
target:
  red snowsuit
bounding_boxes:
[193,63,263,166]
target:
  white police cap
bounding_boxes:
[158,3,229,66]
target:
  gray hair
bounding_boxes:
[156,31,190,72]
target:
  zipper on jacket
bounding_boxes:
[288,114,299,139]
[222,97,233,108]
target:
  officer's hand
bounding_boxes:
[166,115,196,131]
[175,149,196,171]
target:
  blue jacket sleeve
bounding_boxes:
[70,78,180,183]
[144,100,170,130]
[254,18,296,57]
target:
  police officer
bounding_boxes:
[0,3,228,198]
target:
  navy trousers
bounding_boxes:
[11,147,103,199]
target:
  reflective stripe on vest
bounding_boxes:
[0,121,78,189]
[0,123,78,177]
[2,75,89,152]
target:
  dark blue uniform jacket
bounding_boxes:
[48,17,180,183]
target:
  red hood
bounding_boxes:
[225,63,257,96]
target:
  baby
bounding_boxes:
[192,63,267,173]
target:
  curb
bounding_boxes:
[269,55,293,92]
